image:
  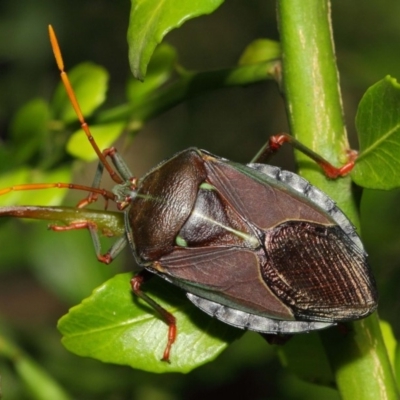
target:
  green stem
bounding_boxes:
[277,1,398,399]
[97,59,280,126]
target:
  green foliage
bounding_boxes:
[59,273,242,373]
[353,76,400,189]
[238,39,281,65]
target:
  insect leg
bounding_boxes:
[50,220,127,264]
[78,148,135,208]
[131,272,177,362]
[90,229,127,264]
[102,147,133,181]
[77,162,106,208]
[251,133,356,178]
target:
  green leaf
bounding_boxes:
[352,76,400,189]
[67,122,124,161]
[52,63,108,124]
[58,273,242,373]
[10,99,50,163]
[238,39,281,66]
[128,0,224,80]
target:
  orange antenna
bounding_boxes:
[0,182,116,207]
[48,24,123,184]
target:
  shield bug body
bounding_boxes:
[0,26,377,362]
[125,149,377,337]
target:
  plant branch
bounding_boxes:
[97,59,280,127]
[277,0,398,398]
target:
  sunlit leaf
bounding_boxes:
[59,273,242,373]
[238,39,281,66]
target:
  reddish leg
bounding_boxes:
[49,221,96,231]
[77,147,137,210]
[49,220,127,264]
[131,272,177,362]
[252,133,357,179]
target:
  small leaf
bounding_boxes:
[52,63,108,124]
[238,39,281,66]
[352,76,400,189]
[58,273,242,373]
[67,123,124,161]
[128,0,224,80]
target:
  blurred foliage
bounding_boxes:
[0,0,400,399]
